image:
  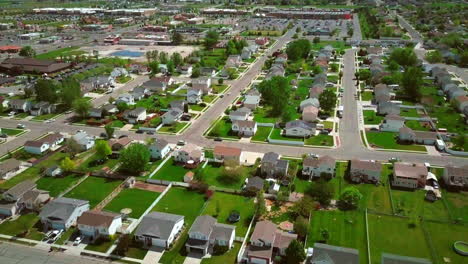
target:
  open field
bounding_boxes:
[36,174,83,197]
[366,131,426,151]
[104,188,160,218]
[200,163,247,190]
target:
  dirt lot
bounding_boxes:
[133,181,167,193]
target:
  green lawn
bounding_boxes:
[251,126,272,142]
[31,113,58,121]
[158,122,187,133]
[0,152,69,189]
[366,131,426,151]
[77,154,119,173]
[152,158,190,182]
[425,222,468,264]
[202,192,254,237]
[201,242,241,264]
[391,189,450,221]
[55,227,76,245]
[35,46,85,60]
[241,30,281,36]
[400,108,420,118]
[116,75,132,84]
[304,135,334,146]
[208,118,239,139]
[203,95,217,103]
[368,214,431,264]
[426,105,467,135]
[85,235,118,253]
[64,177,122,208]
[1,128,24,136]
[293,177,314,194]
[200,163,248,190]
[361,91,373,101]
[0,213,44,241]
[110,120,125,128]
[189,104,206,112]
[363,110,383,125]
[307,210,367,264]
[212,84,229,93]
[269,128,303,141]
[36,174,84,197]
[154,188,206,264]
[253,107,278,123]
[405,120,431,131]
[104,188,160,219]
[442,190,468,222]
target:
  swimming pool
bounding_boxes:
[110,50,144,58]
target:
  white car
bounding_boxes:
[17,124,25,129]
[73,236,82,246]
[48,229,63,243]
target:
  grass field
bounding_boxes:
[1,128,24,136]
[424,222,468,264]
[361,91,374,101]
[85,236,118,253]
[35,46,85,60]
[366,131,426,151]
[253,107,278,123]
[391,189,450,221]
[405,120,431,131]
[202,192,255,236]
[104,188,160,218]
[270,128,303,141]
[158,122,187,134]
[64,177,122,208]
[36,174,83,197]
[400,108,420,118]
[304,135,334,146]
[200,163,247,190]
[208,118,239,139]
[0,213,44,241]
[153,188,206,264]
[151,158,189,182]
[442,190,468,222]
[251,126,272,142]
[77,154,120,173]
[363,110,383,125]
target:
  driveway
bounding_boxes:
[183,252,203,264]
[142,246,165,264]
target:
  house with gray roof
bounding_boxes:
[123,107,147,124]
[302,155,336,179]
[185,215,236,256]
[442,165,468,191]
[0,158,23,180]
[380,114,405,132]
[161,108,183,125]
[310,243,359,264]
[284,120,316,137]
[149,139,171,160]
[378,101,400,115]
[135,212,184,249]
[350,160,383,183]
[0,181,49,217]
[170,100,187,112]
[245,176,265,192]
[261,152,289,178]
[229,107,251,122]
[8,99,31,112]
[72,131,95,151]
[30,101,56,116]
[187,88,202,104]
[39,197,89,230]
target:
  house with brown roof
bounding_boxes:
[302,155,336,179]
[0,159,23,180]
[109,137,132,151]
[246,220,297,264]
[213,145,243,164]
[77,210,122,240]
[185,215,236,256]
[442,165,468,191]
[350,160,383,183]
[392,162,428,189]
[0,58,71,74]
[24,140,50,155]
[302,105,319,122]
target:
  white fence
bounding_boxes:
[268,138,305,146]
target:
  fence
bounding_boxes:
[268,138,305,146]
[94,177,133,211]
[236,211,257,263]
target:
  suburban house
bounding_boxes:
[380,114,405,132]
[116,93,135,105]
[246,220,297,264]
[398,127,438,145]
[453,95,468,112]
[161,108,183,125]
[170,100,187,112]
[39,197,89,230]
[213,145,243,164]
[300,98,320,111]
[135,212,184,249]
[102,104,118,115]
[266,64,285,80]
[245,176,265,191]
[200,67,217,77]
[232,120,257,137]
[373,83,391,104]
[80,76,113,93]
[89,108,104,119]
[0,180,49,217]
[255,37,269,46]
[185,215,236,256]
[350,160,383,183]
[174,143,204,165]
[141,77,170,92]
[378,101,400,115]
[110,67,128,78]
[45,165,62,177]
[149,139,171,160]
[241,46,253,60]
[8,99,31,112]
[24,140,50,155]
[72,131,95,151]
[302,155,336,179]
[132,86,151,100]
[442,165,468,190]
[192,77,212,94]
[284,120,316,137]
[243,91,261,110]
[123,107,147,124]
[225,55,242,68]
[108,137,132,151]
[302,105,319,122]
[310,243,359,264]
[0,159,23,180]
[261,152,289,178]
[178,65,193,75]
[30,101,56,116]
[77,210,122,240]
[309,86,324,99]
[392,162,428,189]
[229,107,251,121]
[187,89,202,104]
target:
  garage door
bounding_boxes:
[151,238,166,248]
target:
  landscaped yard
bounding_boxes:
[400,108,420,118]
[405,120,431,131]
[151,158,190,182]
[203,95,217,103]
[104,188,160,219]
[366,131,426,152]
[391,189,450,221]
[253,107,278,123]
[212,84,229,93]
[77,154,120,173]
[208,118,239,139]
[361,91,373,101]
[199,163,248,190]
[304,135,334,146]
[424,222,468,264]
[189,104,206,112]
[269,128,303,142]
[442,190,468,222]
[31,113,58,121]
[251,126,272,142]
[64,176,122,208]
[153,188,207,264]
[36,174,84,197]
[0,213,44,241]
[201,242,241,264]
[363,110,383,125]
[1,128,24,136]
[85,236,119,253]
[158,122,187,134]
[202,192,255,236]
[426,105,467,135]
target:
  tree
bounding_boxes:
[218,78,224,85]
[401,67,422,101]
[254,190,266,220]
[387,60,399,72]
[320,228,329,241]
[60,157,76,172]
[220,161,247,184]
[191,66,201,78]
[66,138,82,158]
[60,78,81,108]
[227,68,237,80]
[281,106,295,123]
[148,60,159,74]
[425,50,442,63]
[257,76,290,116]
[285,240,306,264]
[451,134,466,150]
[19,46,36,57]
[119,143,150,174]
[115,234,131,256]
[286,39,312,61]
[293,216,309,238]
[171,52,183,67]
[388,48,417,68]
[172,32,183,45]
[116,102,129,113]
[339,187,363,210]
[319,89,337,113]
[73,98,92,120]
[306,179,334,206]
[313,36,320,44]
[204,30,219,50]
[95,140,112,159]
[292,196,314,218]
[104,124,115,139]
[35,79,59,103]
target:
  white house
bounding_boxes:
[72,131,95,151]
[229,107,251,122]
[392,162,428,189]
[380,114,405,132]
[284,120,316,137]
[77,211,122,240]
[24,140,50,155]
[161,109,183,125]
[123,107,147,124]
[192,77,212,94]
[302,155,336,179]
[116,93,135,105]
[187,89,202,104]
[174,143,204,164]
[232,120,257,137]
[300,98,320,111]
[149,139,171,160]
[135,212,184,248]
[40,197,90,230]
[178,65,193,75]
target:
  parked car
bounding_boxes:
[177,140,186,146]
[48,229,63,243]
[17,124,25,129]
[73,236,82,246]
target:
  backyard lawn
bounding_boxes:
[251,126,272,142]
[64,176,122,208]
[304,135,334,146]
[151,158,189,182]
[424,222,468,264]
[400,108,420,118]
[78,153,119,173]
[253,107,278,123]
[200,163,247,190]
[361,91,373,101]
[405,120,431,131]
[391,189,450,221]
[202,192,255,237]
[158,122,187,134]
[0,213,44,241]
[201,243,241,264]
[366,131,426,152]
[104,188,160,219]
[442,190,468,222]
[36,174,84,197]
[363,110,383,125]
